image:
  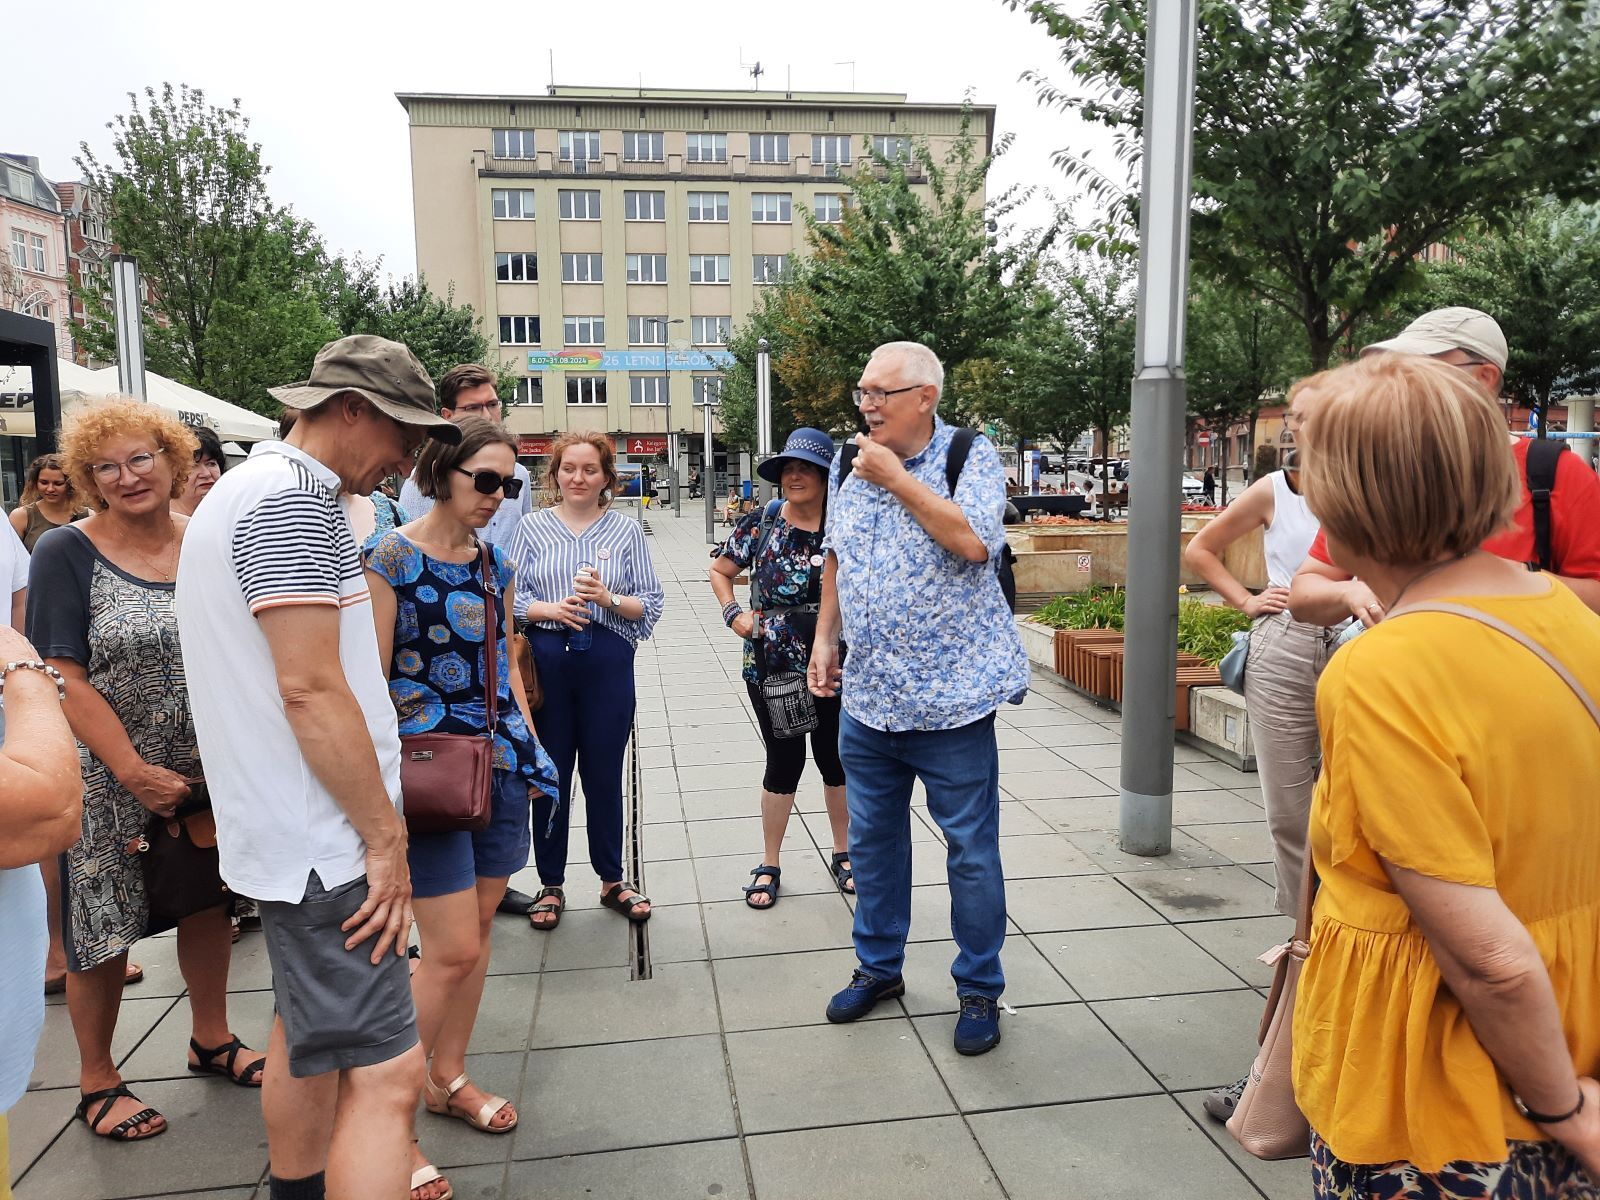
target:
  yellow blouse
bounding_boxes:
[1292,583,1600,1172]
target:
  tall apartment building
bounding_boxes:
[0,154,72,359]
[398,86,991,473]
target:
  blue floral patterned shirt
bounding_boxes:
[825,418,1028,731]
[713,502,838,685]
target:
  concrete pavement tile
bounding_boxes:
[969,1094,1261,1200]
[915,1002,1156,1110]
[1004,874,1163,933]
[538,908,631,971]
[531,961,718,1048]
[640,787,683,824]
[513,1034,736,1158]
[726,1019,955,1134]
[1035,925,1246,1001]
[713,947,886,1031]
[118,988,275,1083]
[679,785,766,822]
[899,938,1078,1015]
[1091,990,1266,1091]
[1179,915,1295,987]
[646,907,710,963]
[1021,795,1121,833]
[635,708,668,729]
[666,707,756,729]
[1030,720,1123,748]
[638,766,680,796]
[487,1139,751,1199]
[30,996,176,1090]
[641,821,691,862]
[1054,741,1126,769]
[677,762,769,792]
[636,745,674,769]
[998,706,1083,729]
[1088,763,1217,793]
[687,816,809,859]
[1181,820,1276,865]
[702,892,855,958]
[1244,863,1279,889]
[696,849,837,902]
[995,801,1056,837]
[5,1087,77,1190]
[993,724,1043,750]
[466,973,539,1053]
[1174,1090,1312,1200]
[652,720,754,746]
[1065,828,1232,873]
[998,746,1073,774]
[1000,769,1116,802]
[635,856,699,908]
[416,1050,527,1170]
[16,1076,267,1199]
[1171,789,1266,825]
[1118,866,1280,922]
[104,932,186,998]
[746,1116,1004,1200]
[992,832,1104,878]
[1186,759,1260,790]
[671,737,766,767]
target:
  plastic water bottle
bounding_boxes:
[568,563,594,651]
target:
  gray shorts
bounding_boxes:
[257,872,419,1078]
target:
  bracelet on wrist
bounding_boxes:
[1513,1088,1585,1125]
[722,603,744,628]
[0,659,67,702]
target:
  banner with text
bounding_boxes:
[526,349,735,372]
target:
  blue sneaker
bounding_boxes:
[825,969,906,1023]
[953,994,1002,1056]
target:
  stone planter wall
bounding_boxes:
[1016,521,1266,591]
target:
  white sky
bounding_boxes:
[2,0,1120,279]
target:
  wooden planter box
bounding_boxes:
[1056,629,1125,691]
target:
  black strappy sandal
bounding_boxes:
[600,881,652,924]
[743,865,782,910]
[76,1084,166,1141]
[830,852,855,895]
[188,1035,266,1087]
[529,886,565,931]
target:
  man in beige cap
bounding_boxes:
[1290,307,1600,621]
[177,335,459,1200]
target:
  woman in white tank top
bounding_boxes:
[1182,375,1341,1126]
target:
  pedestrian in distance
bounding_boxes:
[709,427,851,911]
[177,334,462,1200]
[1202,466,1217,506]
[1289,353,1600,1195]
[506,431,664,932]
[808,341,1028,1057]
[10,453,91,552]
[364,417,559,1200]
[29,399,265,1143]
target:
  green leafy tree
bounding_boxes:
[1055,252,1138,500]
[1012,0,1600,368]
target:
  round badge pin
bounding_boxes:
[809,554,825,567]
[597,548,612,561]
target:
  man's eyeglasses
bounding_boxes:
[853,384,924,408]
[456,468,523,499]
[89,451,158,483]
[451,401,502,418]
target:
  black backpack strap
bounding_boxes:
[1525,437,1567,572]
[838,441,858,486]
[945,428,979,496]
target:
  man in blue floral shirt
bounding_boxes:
[808,340,1028,1056]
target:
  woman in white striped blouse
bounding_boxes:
[506,432,664,930]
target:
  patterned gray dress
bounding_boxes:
[26,524,201,970]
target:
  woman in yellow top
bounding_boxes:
[1292,353,1600,1196]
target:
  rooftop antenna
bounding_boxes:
[835,61,856,91]
[738,46,764,88]
[547,50,555,94]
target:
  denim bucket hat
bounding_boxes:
[758,427,836,483]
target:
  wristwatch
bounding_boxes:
[0,659,68,702]
[609,594,623,610]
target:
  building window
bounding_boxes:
[814,194,846,223]
[558,190,601,220]
[626,254,667,283]
[561,253,603,283]
[512,377,544,406]
[567,376,607,405]
[751,193,792,223]
[872,135,913,161]
[493,129,536,158]
[625,190,665,221]
[752,255,789,284]
[563,315,605,345]
[691,316,731,345]
[750,133,789,163]
[8,230,25,270]
[693,376,723,406]
[559,130,601,163]
[29,235,46,274]
[685,133,727,163]
[623,132,664,162]
[495,252,538,282]
[492,189,536,219]
[498,316,541,345]
[629,316,670,345]
[630,376,669,406]
[813,135,852,168]
[688,255,731,284]
[686,192,729,223]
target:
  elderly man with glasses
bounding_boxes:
[807,340,1028,1057]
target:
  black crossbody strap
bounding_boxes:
[1525,438,1566,573]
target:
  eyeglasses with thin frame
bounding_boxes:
[451,400,502,418]
[455,467,523,499]
[853,384,925,408]
[89,451,158,483]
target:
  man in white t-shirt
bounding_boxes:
[178,334,460,1200]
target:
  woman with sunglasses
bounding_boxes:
[26,399,263,1142]
[363,417,558,1200]
[1181,373,1344,1123]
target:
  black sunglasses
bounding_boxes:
[455,467,523,499]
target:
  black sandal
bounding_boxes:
[600,882,651,924]
[831,852,855,895]
[76,1084,166,1141]
[529,886,565,931]
[188,1035,266,1087]
[743,865,782,910]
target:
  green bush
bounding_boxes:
[1032,587,1126,632]
[1177,598,1251,664]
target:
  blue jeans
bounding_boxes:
[838,709,1006,998]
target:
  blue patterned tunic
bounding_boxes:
[363,531,559,802]
[824,419,1029,731]
[713,503,837,684]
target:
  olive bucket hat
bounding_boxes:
[268,334,461,444]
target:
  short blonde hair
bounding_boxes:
[59,397,198,510]
[1298,356,1519,566]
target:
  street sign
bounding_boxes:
[1196,433,1211,445]
[619,435,668,455]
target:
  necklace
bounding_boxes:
[123,527,179,582]
[1387,552,1470,613]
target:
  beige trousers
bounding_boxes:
[1242,612,1335,916]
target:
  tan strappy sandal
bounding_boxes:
[423,1072,518,1134]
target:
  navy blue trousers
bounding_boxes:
[528,625,636,886]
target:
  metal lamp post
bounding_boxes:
[755,337,774,505]
[1119,0,1200,856]
[702,393,719,543]
[111,255,147,401]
